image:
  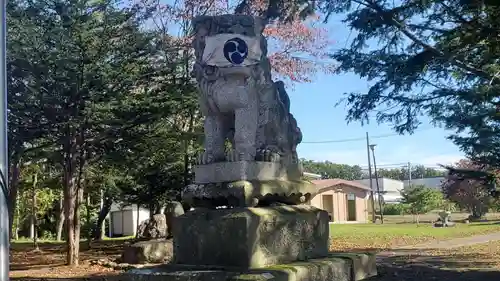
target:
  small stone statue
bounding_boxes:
[434,211,455,227]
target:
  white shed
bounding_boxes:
[109,203,150,237]
[403,177,446,190]
[355,178,404,203]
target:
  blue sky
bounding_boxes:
[289,14,464,168]
[158,1,464,168]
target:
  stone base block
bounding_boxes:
[125,253,378,281]
[434,221,456,227]
[194,161,302,184]
[121,239,173,264]
[329,252,378,281]
[173,205,329,268]
[182,180,317,207]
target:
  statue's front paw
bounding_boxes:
[239,153,256,162]
[225,149,238,162]
[197,151,216,165]
[256,148,281,162]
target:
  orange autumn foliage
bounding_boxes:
[140,0,334,83]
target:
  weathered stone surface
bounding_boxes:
[233,257,351,281]
[434,211,456,227]
[173,205,329,268]
[122,239,173,264]
[434,221,456,227]
[328,253,377,281]
[126,266,238,281]
[188,13,306,205]
[183,180,316,207]
[191,14,302,169]
[194,161,303,183]
[192,14,266,164]
[164,201,185,238]
[137,214,168,239]
[125,256,353,281]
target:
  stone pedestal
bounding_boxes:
[186,160,314,208]
[183,179,317,208]
[126,204,378,281]
[194,161,302,183]
[173,205,329,268]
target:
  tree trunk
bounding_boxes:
[73,187,83,261]
[136,204,140,238]
[56,191,65,241]
[29,215,35,239]
[72,139,86,260]
[99,188,105,240]
[101,219,106,239]
[183,139,189,187]
[64,173,77,266]
[31,173,39,250]
[148,185,154,219]
[183,111,195,187]
[93,189,112,240]
[63,131,79,266]
[8,153,21,240]
[14,202,19,240]
[86,191,91,248]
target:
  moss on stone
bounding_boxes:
[174,206,329,268]
[262,257,347,272]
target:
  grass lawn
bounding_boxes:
[381,212,500,224]
[10,238,130,279]
[330,221,500,251]
[389,240,500,269]
[373,241,500,281]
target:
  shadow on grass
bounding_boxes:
[466,220,500,226]
[381,251,497,267]
[10,239,134,271]
[392,221,436,224]
[390,219,500,225]
[11,273,124,281]
[370,264,500,281]
[369,250,500,281]
[12,251,500,281]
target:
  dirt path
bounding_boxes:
[378,231,500,260]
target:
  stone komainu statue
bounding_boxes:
[191,14,302,166]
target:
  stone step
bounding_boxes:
[124,253,377,281]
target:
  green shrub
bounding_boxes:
[383,204,407,215]
[40,230,55,240]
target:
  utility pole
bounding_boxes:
[407,162,412,187]
[0,1,10,279]
[370,144,384,224]
[365,132,376,223]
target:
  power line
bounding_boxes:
[302,133,395,144]
[359,162,408,168]
[358,163,447,170]
[301,127,434,144]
